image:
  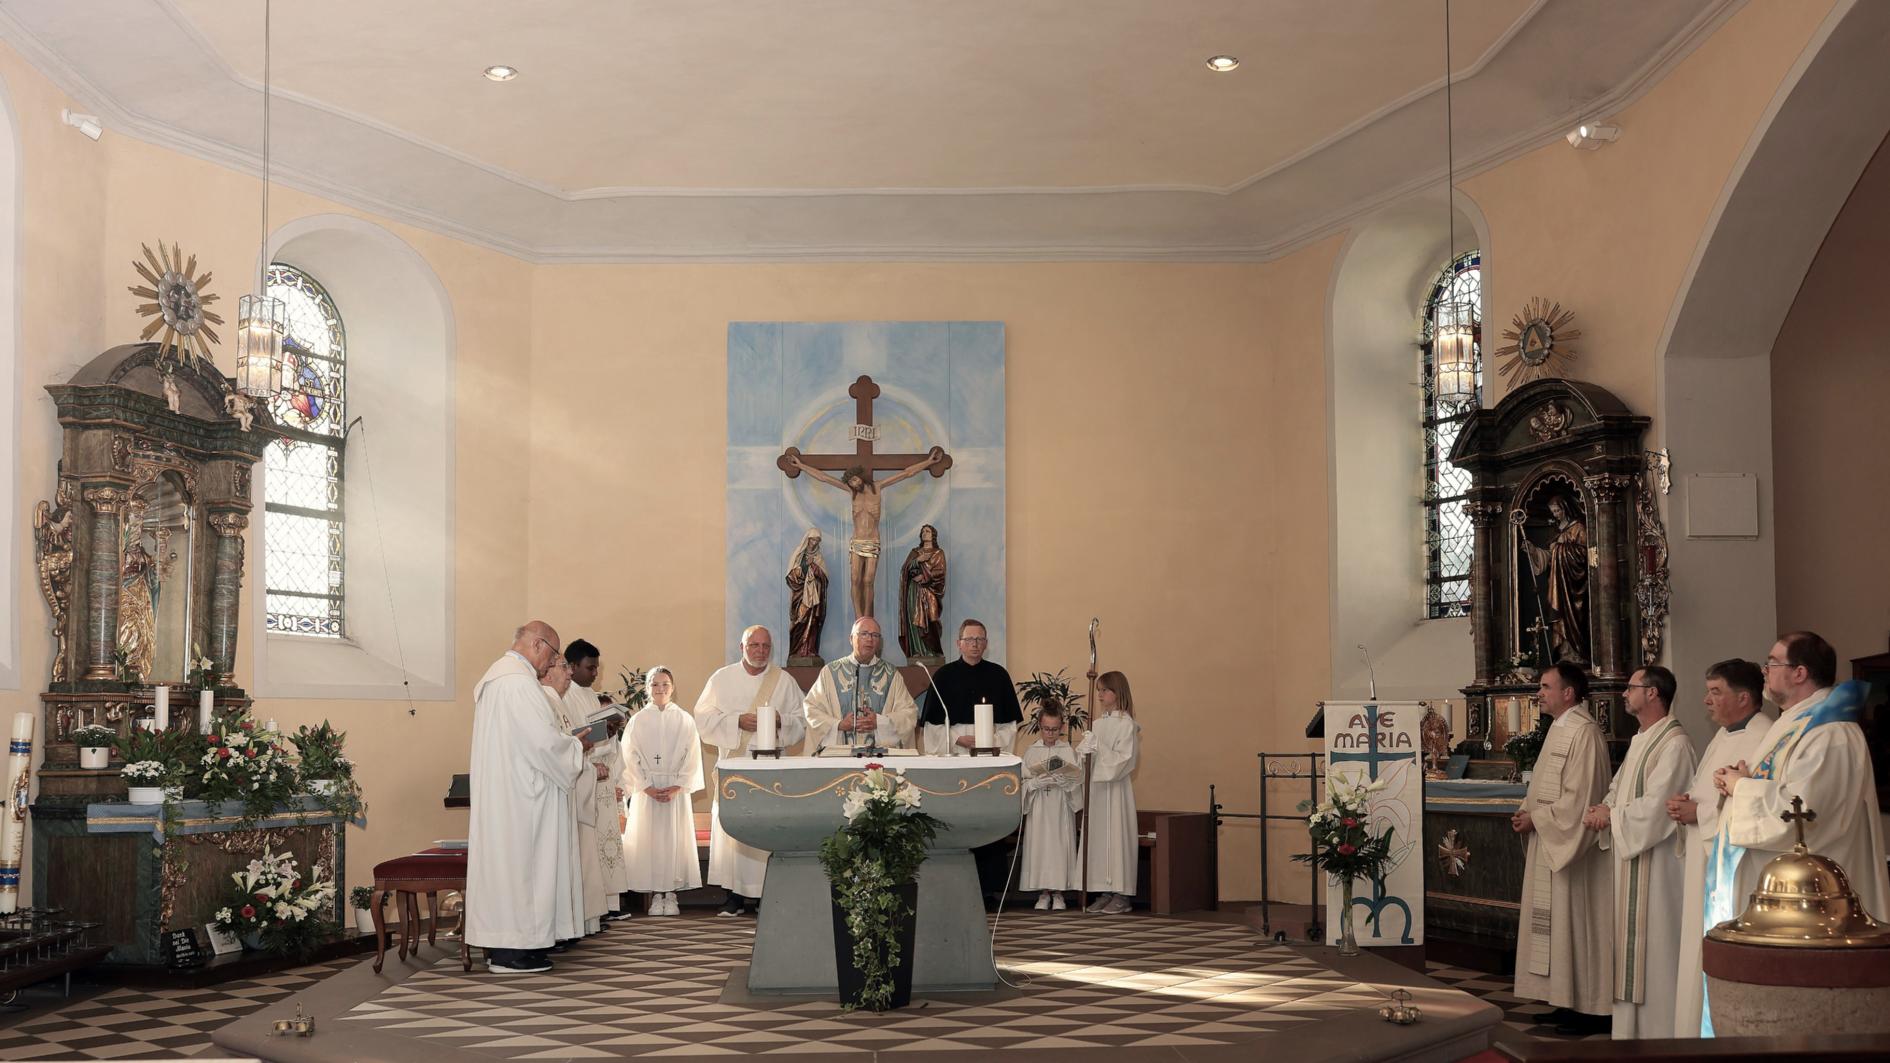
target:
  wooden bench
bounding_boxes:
[1134,809,1215,915]
[370,849,471,974]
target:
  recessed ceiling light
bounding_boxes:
[483,65,519,82]
[1206,55,1240,73]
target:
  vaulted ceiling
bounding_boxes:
[1,0,1736,261]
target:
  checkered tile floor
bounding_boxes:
[1422,961,1608,1042]
[334,913,1397,1057]
[0,956,356,1060]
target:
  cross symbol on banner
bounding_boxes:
[1330,704,1416,782]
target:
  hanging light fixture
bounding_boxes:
[1432,0,1478,406]
[235,0,285,399]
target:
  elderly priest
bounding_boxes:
[804,617,918,751]
[1512,662,1614,1037]
[467,621,592,975]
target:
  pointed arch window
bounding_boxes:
[1421,250,1481,619]
[262,263,347,637]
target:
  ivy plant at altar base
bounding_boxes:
[818,765,941,1012]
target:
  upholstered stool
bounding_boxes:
[370,848,470,973]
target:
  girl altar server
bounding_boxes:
[623,666,703,915]
[1078,671,1140,914]
[1020,701,1084,910]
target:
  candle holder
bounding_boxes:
[750,748,782,760]
[969,746,1003,757]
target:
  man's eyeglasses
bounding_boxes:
[958,637,988,644]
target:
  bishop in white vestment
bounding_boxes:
[804,618,917,751]
[1076,672,1139,914]
[694,627,808,910]
[1584,667,1695,1039]
[1512,666,1613,1029]
[624,668,705,912]
[1020,709,1083,905]
[466,623,586,972]
[1670,659,1773,1038]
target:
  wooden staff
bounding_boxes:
[1079,618,1099,912]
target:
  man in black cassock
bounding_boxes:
[920,618,1024,907]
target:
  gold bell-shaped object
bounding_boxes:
[1707,797,1890,948]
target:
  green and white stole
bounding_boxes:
[1612,716,1684,1004]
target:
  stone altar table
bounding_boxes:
[717,754,1021,994]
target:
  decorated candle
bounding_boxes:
[1507,697,1521,736]
[755,704,778,752]
[0,712,36,914]
[199,689,215,731]
[974,702,995,750]
[154,686,169,731]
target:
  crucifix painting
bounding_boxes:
[776,375,951,619]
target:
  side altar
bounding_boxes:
[717,754,1022,994]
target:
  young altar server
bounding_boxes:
[624,666,704,916]
[1020,701,1083,910]
[564,639,632,924]
[1077,671,1140,914]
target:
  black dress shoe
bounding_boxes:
[1553,1012,1610,1037]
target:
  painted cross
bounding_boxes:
[1329,703,1417,782]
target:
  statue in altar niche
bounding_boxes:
[115,528,161,683]
[783,450,945,619]
[785,528,829,666]
[1514,489,1590,665]
[898,524,947,664]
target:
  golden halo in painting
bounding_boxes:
[128,241,224,361]
[1493,297,1581,383]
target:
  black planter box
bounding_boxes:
[830,881,918,1010]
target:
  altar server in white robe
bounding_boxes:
[694,625,807,915]
[1076,670,1140,915]
[564,639,631,922]
[804,617,918,752]
[624,666,704,915]
[1703,632,1890,1036]
[1020,701,1083,910]
[540,656,602,938]
[1582,665,1695,1039]
[1667,658,1773,1038]
[1512,662,1614,1037]
[466,622,589,974]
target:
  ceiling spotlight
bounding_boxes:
[1566,122,1620,150]
[60,108,102,140]
[483,65,519,82]
[1205,55,1240,73]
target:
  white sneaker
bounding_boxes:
[1051,893,1067,911]
[1033,892,1052,911]
[662,893,680,916]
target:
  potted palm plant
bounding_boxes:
[818,764,941,1011]
[1016,669,1087,733]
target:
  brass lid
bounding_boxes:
[1707,798,1890,948]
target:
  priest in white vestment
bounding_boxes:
[693,626,808,915]
[1512,662,1613,1036]
[1669,658,1773,1038]
[540,657,602,937]
[624,666,704,915]
[466,622,589,974]
[804,617,918,752]
[1076,671,1140,914]
[1020,702,1083,909]
[564,639,631,921]
[1704,632,1890,1036]
[1582,666,1695,1039]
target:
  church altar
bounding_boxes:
[716,754,1022,994]
[1423,779,1525,968]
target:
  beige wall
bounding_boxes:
[1772,132,1890,667]
[0,0,1861,908]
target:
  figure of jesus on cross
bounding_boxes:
[778,375,951,620]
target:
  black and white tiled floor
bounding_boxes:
[1422,961,1608,1042]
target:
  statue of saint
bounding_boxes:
[898,524,947,663]
[1420,704,1452,779]
[784,450,944,618]
[1518,494,1590,664]
[116,536,160,683]
[785,528,829,665]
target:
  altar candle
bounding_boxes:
[199,689,215,731]
[0,712,35,914]
[755,704,778,752]
[154,686,169,731]
[1507,697,1521,735]
[265,719,277,733]
[974,702,995,749]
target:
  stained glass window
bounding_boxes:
[262,263,347,637]
[1421,250,1481,619]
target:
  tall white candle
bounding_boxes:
[154,686,170,731]
[1507,697,1521,735]
[754,704,778,752]
[0,712,36,914]
[973,702,995,750]
[199,689,215,730]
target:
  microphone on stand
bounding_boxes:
[1358,644,1378,701]
[914,660,951,753]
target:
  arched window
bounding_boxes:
[1420,250,1481,619]
[262,263,347,637]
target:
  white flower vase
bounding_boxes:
[126,785,164,804]
[353,907,376,935]
[78,747,110,769]
[306,779,336,796]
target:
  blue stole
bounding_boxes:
[828,657,896,716]
[1699,681,1865,1036]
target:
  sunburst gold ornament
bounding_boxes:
[1493,297,1581,384]
[128,241,224,362]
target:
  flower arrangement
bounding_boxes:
[817,764,942,1011]
[71,724,116,750]
[349,885,374,911]
[211,848,337,958]
[120,760,168,784]
[185,644,218,691]
[1295,772,1398,884]
[199,714,298,825]
[291,721,366,824]
[1016,669,1087,733]
[114,727,189,788]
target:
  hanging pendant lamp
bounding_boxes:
[1433,0,1478,405]
[235,0,285,399]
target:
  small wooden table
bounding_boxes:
[370,848,470,974]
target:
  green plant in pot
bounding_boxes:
[817,764,941,1011]
[1016,669,1088,734]
[291,721,367,825]
[349,885,378,935]
[115,727,188,803]
[72,724,116,770]
[1505,719,1549,778]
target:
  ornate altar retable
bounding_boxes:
[717,755,1022,994]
